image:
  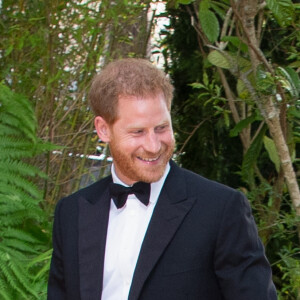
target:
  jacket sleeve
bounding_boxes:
[47,199,66,300]
[214,191,277,299]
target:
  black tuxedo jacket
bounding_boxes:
[48,160,277,300]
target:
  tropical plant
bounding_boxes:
[0,0,153,208]
[162,0,300,297]
[0,84,53,299]
[0,1,156,297]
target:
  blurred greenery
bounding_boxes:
[162,0,300,298]
[0,0,299,298]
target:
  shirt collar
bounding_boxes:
[111,163,170,205]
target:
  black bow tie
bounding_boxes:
[109,181,151,209]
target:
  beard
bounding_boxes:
[109,139,175,184]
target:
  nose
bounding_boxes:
[143,131,161,154]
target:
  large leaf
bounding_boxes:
[208,50,251,72]
[199,7,220,43]
[263,136,281,172]
[230,112,262,137]
[208,50,230,69]
[276,66,300,98]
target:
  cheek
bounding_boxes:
[118,139,142,154]
[162,132,175,145]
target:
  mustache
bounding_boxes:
[137,143,175,158]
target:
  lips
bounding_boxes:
[137,156,160,162]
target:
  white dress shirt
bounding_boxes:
[101,163,170,300]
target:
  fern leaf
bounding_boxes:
[0,172,42,199]
[0,159,46,178]
[1,228,42,244]
[0,84,37,141]
[0,285,13,300]
[0,84,52,298]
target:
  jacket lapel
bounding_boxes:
[128,162,196,300]
[78,176,112,300]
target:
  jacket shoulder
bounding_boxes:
[171,161,240,198]
[55,175,112,211]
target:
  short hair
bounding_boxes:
[89,58,174,124]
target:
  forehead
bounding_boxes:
[118,92,164,101]
[114,94,171,125]
[118,93,168,108]
[118,92,170,108]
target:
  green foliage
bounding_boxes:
[266,0,295,27]
[176,0,194,5]
[276,66,300,99]
[1,2,152,298]
[241,125,267,185]
[0,82,36,141]
[277,248,300,298]
[229,112,262,137]
[0,0,150,203]
[247,183,300,299]
[263,136,281,173]
[221,36,248,53]
[256,66,277,95]
[162,0,300,296]
[208,49,252,74]
[199,0,220,43]
[161,7,243,186]
[207,50,230,69]
[0,84,52,299]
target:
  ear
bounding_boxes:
[94,116,111,143]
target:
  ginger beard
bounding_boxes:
[109,136,175,184]
[99,93,175,185]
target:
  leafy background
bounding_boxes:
[0,0,299,298]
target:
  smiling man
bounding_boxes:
[47,58,277,300]
[94,93,174,185]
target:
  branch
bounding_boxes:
[250,120,265,144]
[218,8,234,50]
[178,119,207,154]
[256,2,267,43]
[230,0,274,74]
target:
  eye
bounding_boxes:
[131,129,144,135]
[155,125,168,132]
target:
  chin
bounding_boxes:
[136,171,165,184]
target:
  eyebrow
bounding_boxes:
[127,121,170,130]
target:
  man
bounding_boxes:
[48,58,277,299]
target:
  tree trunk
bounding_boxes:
[234,0,300,239]
[263,97,300,238]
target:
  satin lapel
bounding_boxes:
[78,178,111,300]
[128,162,196,300]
